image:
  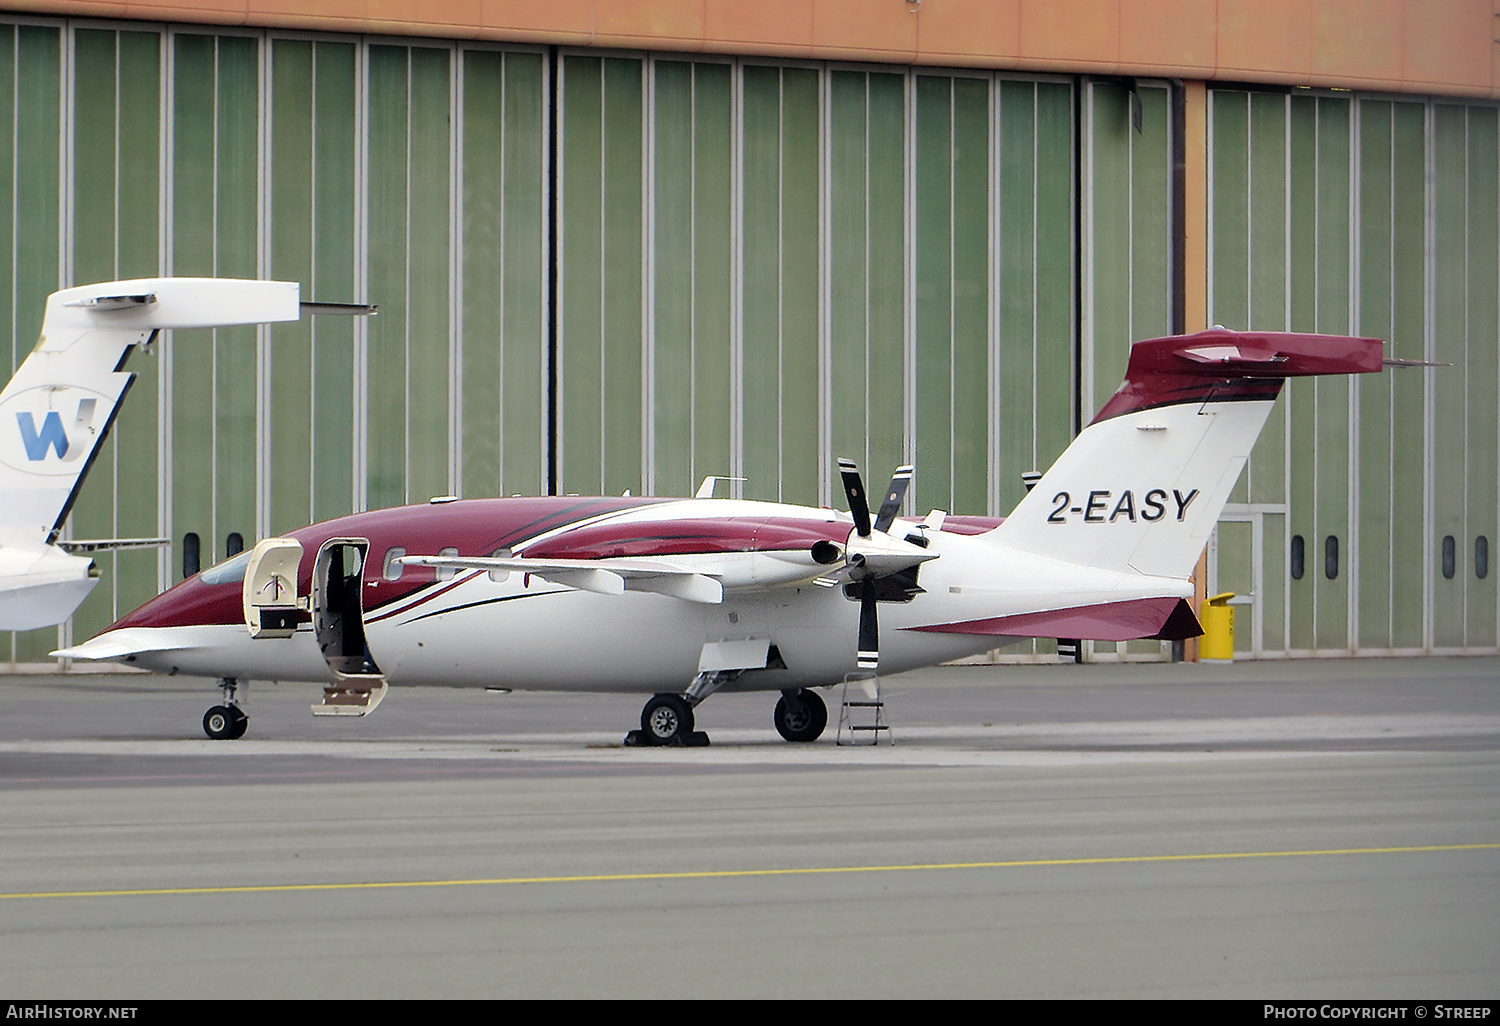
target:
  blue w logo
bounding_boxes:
[16,410,70,460]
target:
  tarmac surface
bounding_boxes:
[0,656,1496,999]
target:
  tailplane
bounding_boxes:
[990,328,1383,579]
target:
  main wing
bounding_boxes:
[398,554,726,604]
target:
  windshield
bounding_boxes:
[197,550,252,586]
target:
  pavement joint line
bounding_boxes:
[4,841,1497,901]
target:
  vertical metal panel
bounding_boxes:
[67,28,163,643]
[688,62,733,494]
[1,24,63,662]
[364,43,412,510]
[740,64,780,500]
[212,33,259,550]
[499,51,548,497]
[1285,97,1319,653]
[267,38,316,534]
[825,69,871,478]
[1431,102,1468,650]
[558,54,604,495]
[458,49,504,500]
[0,26,15,389]
[1313,97,1353,654]
[1386,100,1427,650]
[402,46,453,507]
[823,69,908,494]
[1355,99,1396,649]
[454,49,548,500]
[309,40,359,524]
[601,58,643,497]
[167,33,223,571]
[1082,79,1174,659]
[741,64,820,505]
[776,68,822,504]
[1462,108,1498,650]
[650,59,692,497]
[948,77,990,518]
[1245,92,1289,509]
[1081,82,1132,419]
[913,75,954,511]
[558,54,644,497]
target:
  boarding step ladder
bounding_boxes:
[312,670,388,716]
[836,672,892,746]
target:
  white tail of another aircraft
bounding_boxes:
[991,329,1385,580]
[0,278,302,631]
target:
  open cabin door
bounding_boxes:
[243,538,304,639]
[310,538,387,717]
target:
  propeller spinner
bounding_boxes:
[836,459,934,670]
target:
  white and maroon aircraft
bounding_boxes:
[0,278,369,632]
[48,286,1390,744]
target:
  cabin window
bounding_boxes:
[1442,535,1456,580]
[1324,535,1339,580]
[436,546,460,581]
[382,547,407,581]
[225,532,244,557]
[1478,536,1490,580]
[1289,534,1305,580]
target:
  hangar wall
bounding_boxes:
[0,11,1494,664]
[1207,90,1499,656]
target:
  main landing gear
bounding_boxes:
[203,677,248,740]
[627,693,709,747]
[624,686,829,746]
[773,689,828,743]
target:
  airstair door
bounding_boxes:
[310,538,387,716]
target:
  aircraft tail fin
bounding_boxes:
[0,278,303,631]
[0,278,301,550]
[989,328,1383,580]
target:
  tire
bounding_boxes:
[203,705,243,740]
[226,706,249,740]
[641,694,694,743]
[774,689,827,743]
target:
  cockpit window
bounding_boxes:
[198,550,252,586]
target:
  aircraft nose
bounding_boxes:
[106,572,245,632]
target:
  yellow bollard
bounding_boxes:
[1199,592,1236,661]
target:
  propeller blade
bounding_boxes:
[857,585,879,669]
[872,465,914,534]
[838,457,872,537]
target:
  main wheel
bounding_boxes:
[773,689,827,743]
[203,705,248,740]
[640,694,694,743]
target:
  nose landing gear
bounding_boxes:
[203,677,248,740]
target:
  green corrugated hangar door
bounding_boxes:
[1208,88,1498,657]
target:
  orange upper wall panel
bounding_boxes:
[11,0,1498,97]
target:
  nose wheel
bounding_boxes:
[203,677,249,740]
